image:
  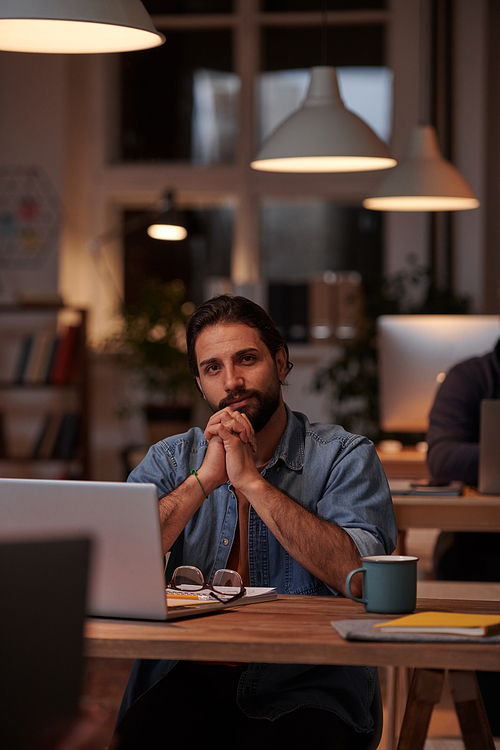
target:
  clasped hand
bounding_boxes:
[202,407,259,491]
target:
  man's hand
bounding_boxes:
[157,408,257,554]
[204,408,257,452]
[204,408,260,490]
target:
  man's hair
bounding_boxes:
[186,294,293,382]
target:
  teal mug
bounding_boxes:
[345,555,418,614]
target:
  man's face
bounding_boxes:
[195,323,287,433]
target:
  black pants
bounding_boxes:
[112,662,373,750]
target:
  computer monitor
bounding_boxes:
[377,315,500,433]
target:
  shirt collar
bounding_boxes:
[265,404,305,472]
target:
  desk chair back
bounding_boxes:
[0,537,90,750]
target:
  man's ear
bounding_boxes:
[275,347,288,381]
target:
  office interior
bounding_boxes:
[0,2,499,748]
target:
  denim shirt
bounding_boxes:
[118,407,397,731]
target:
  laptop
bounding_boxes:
[479,400,500,494]
[0,478,236,621]
[0,536,90,750]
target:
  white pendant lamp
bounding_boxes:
[250,66,396,173]
[363,124,480,212]
[147,193,187,241]
[0,0,165,54]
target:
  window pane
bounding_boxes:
[261,200,382,282]
[123,207,234,307]
[261,200,382,342]
[262,25,384,69]
[143,1,233,13]
[262,1,385,9]
[120,30,237,163]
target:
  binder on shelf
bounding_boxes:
[50,326,79,384]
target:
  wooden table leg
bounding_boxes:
[396,668,445,750]
[386,666,398,750]
[448,670,496,750]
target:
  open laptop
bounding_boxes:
[479,400,500,494]
[0,478,237,621]
[0,536,90,750]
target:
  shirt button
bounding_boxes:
[276,466,281,472]
[222,538,229,546]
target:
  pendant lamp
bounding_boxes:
[363,124,479,211]
[147,193,187,241]
[0,0,165,54]
[250,66,396,173]
[363,0,479,212]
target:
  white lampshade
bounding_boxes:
[363,124,480,211]
[147,221,187,241]
[250,66,396,173]
[0,0,165,54]
[147,195,187,241]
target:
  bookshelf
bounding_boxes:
[0,304,90,479]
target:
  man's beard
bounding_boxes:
[209,378,281,433]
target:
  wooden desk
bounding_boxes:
[85,596,500,750]
[377,448,429,480]
[392,491,500,556]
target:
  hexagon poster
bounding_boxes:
[0,166,61,269]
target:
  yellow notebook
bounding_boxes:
[374,611,500,637]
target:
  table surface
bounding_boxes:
[392,490,500,531]
[85,595,500,672]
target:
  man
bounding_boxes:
[426,336,500,735]
[426,337,500,580]
[113,295,396,749]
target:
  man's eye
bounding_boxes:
[205,364,219,373]
[241,355,255,363]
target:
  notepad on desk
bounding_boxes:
[167,587,277,608]
[374,611,500,637]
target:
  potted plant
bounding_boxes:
[108,278,197,441]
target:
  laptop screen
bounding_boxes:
[0,478,168,620]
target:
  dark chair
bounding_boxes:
[0,536,90,750]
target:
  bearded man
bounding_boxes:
[113,294,396,750]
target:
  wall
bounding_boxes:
[0,52,66,302]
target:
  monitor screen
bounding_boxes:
[377,315,500,433]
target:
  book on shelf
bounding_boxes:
[24,328,57,383]
[51,412,80,459]
[42,335,60,383]
[32,412,80,460]
[32,414,64,459]
[374,611,500,637]
[14,335,34,383]
[0,412,7,458]
[50,326,80,384]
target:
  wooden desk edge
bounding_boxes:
[84,596,500,671]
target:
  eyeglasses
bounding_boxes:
[166,565,246,604]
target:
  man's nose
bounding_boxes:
[224,365,244,392]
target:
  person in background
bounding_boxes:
[426,336,500,735]
[112,294,397,750]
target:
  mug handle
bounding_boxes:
[345,567,366,604]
